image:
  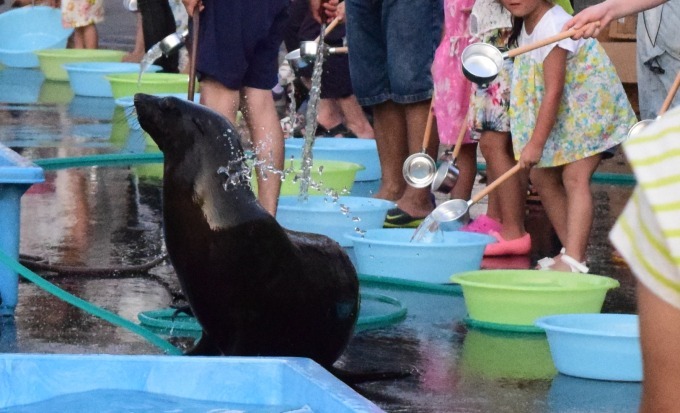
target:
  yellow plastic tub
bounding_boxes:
[251,159,364,196]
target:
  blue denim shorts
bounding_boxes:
[345,0,443,106]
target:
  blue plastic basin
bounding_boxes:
[535,313,642,381]
[277,195,395,247]
[0,354,384,412]
[0,6,72,68]
[346,228,495,283]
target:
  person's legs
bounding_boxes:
[449,142,477,201]
[372,100,408,201]
[315,99,345,136]
[336,95,375,138]
[530,166,567,248]
[241,86,284,216]
[393,99,437,218]
[81,23,99,49]
[123,13,146,62]
[480,131,527,240]
[558,154,601,263]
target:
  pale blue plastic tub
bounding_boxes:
[0,354,385,412]
[346,228,495,284]
[277,195,395,247]
[0,144,45,315]
[0,6,72,68]
[285,138,381,181]
[64,62,162,98]
[535,313,642,381]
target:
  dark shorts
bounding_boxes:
[195,0,289,90]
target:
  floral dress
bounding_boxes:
[61,0,104,29]
[467,0,513,135]
[510,6,636,167]
[431,0,476,145]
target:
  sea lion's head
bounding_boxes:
[133,93,242,157]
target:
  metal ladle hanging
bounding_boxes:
[627,69,680,138]
[461,22,599,87]
[402,102,437,188]
[431,111,469,193]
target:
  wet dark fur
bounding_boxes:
[133,94,359,369]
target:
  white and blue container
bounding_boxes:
[0,144,44,315]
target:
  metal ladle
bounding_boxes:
[299,42,348,62]
[627,69,680,138]
[403,103,437,188]
[284,16,343,67]
[462,23,599,87]
[431,163,521,231]
[159,27,189,57]
[431,112,469,194]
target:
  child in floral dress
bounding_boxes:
[431,0,478,202]
[61,0,104,49]
[505,0,636,271]
[463,0,532,256]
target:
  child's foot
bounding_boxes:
[536,248,589,273]
[460,214,502,234]
[484,231,531,256]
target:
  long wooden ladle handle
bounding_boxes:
[507,22,600,59]
[187,9,199,101]
[450,111,470,160]
[659,70,680,115]
[470,163,521,204]
[329,46,348,54]
[313,15,343,42]
[421,101,435,152]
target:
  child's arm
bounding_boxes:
[564,0,667,39]
[518,47,567,169]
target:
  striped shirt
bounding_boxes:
[610,105,680,310]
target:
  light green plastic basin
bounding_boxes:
[106,73,193,100]
[35,48,125,81]
[251,159,364,196]
[451,269,620,328]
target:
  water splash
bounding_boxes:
[138,43,163,85]
[298,24,327,203]
[410,214,445,244]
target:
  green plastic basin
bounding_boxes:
[251,159,364,196]
[106,73,193,100]
[451,270,620,330]
[35,48,125,81]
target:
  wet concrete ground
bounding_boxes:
[0,7,642,412]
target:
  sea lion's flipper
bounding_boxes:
[185,332,222,356]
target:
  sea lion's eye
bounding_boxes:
[160,98,174,110]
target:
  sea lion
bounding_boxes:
[133,94,359,369]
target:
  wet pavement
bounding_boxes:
[0,7,642,413]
